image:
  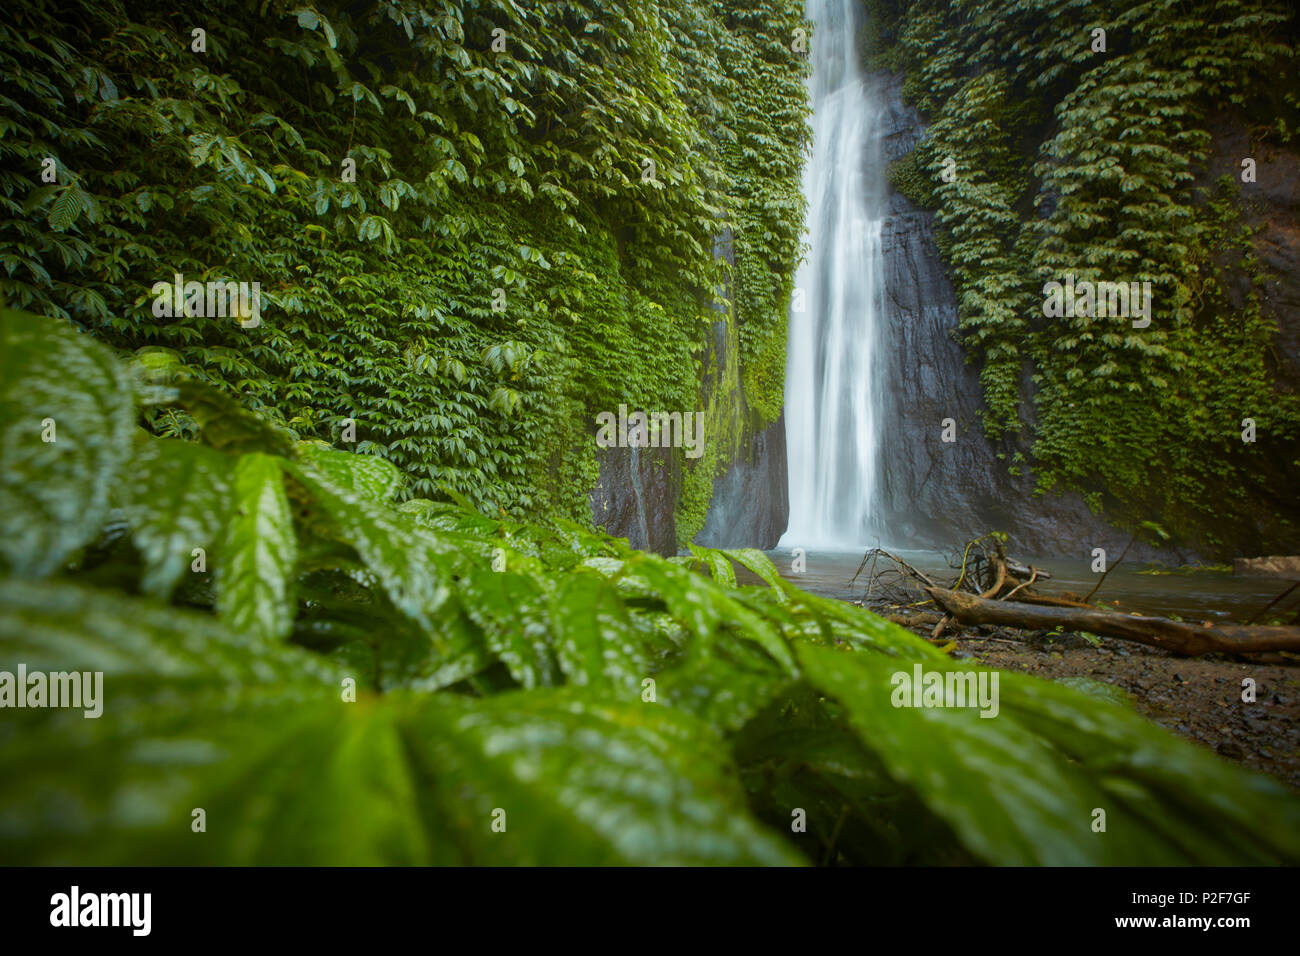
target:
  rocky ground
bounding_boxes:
[881,612,1300,791]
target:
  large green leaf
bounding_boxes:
[296,442,403,503]
[216,453,297,644]
[174,380,296,457]
[0,309,133,576]
[792,588,943,659]
[549,570,647,698]
[655,631,792,732]
[121,437,232,599]
[0,606,799,868]
[0,576,341,685]
[798,642,1300,865]
[401,689,804,865]
[688,543,736,587]
[724,547,789,603]
[620,554,795,672]
[458,566,558,689]
[285,458,449,630]
[994,669,1300,865]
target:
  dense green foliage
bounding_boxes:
[872,0,1300,555]
[0,0,809,532]
[4,309,1299,865]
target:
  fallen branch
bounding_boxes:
[925,587,1300,656]
[978,555,1007,599]
[1008,592,1097,610]
[1002,567,1037,601]
[1246,580,1300,625]
[1083,530,1136,603]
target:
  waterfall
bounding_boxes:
[780,0,888,549]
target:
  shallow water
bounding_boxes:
[762,547,1297,622]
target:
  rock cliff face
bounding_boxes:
[589,443,680,555]
[870,70,1187,562]
[695,414,789,550]
[587,346,790,554]
[869,69,1300,562]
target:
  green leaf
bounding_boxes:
[285,458,449,630]
[997,668,1300,865]
[174,381,296,457]
[296,442,403,503]
[47,188,82,231]
[402,689,804,865]
[458,566,558,689]
[0,681,800,865]
[724,547,789,602]
[0,576,338,684]
[621,555,794,672]
[121,438,232,599]
[216,453,297,644]
[688,544,735,587]
[656,631,791,732]
[798,643,1300,865]
[0,309,133,577]
[549,571,647,697]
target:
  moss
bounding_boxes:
[887,151,937,210]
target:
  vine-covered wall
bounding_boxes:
[0,0,810,534]
[869,0,1300,556]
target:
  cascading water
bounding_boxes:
[780,0,888,550]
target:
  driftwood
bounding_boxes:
[1005,592,1097,610]
[926,587,1300,657]
[855,533,1053,610]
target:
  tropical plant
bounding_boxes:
[3,308,1298,865]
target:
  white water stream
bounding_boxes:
[781,0,889,549]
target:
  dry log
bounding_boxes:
[1006,558,1050,580]
[978,556,1007,599]
[1007,592,1098,610]
[925,587,1300,656]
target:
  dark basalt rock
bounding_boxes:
[589,443,679,555]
